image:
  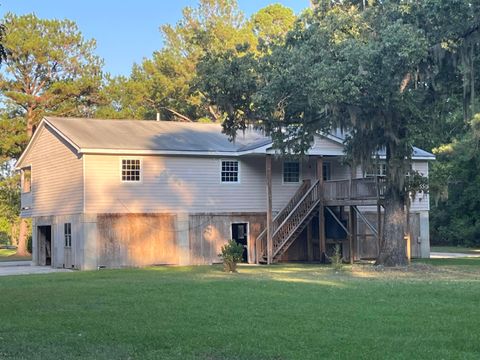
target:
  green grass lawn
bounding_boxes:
[430,245,480,254]
[0,248,31,262]
[1,261,479,360]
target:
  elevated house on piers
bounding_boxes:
[16,117,434,270]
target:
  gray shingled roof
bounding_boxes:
[45,117,271,152]
[44,117,435,159]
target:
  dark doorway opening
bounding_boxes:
[231,223,248,263]
[37,226,52,266]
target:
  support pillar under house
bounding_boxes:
[317,156,326,263]
[266,154,273,264]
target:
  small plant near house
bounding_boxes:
[329,243,344,271]
[219,240,244,273]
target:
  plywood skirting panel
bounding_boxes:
[97,213,177,268]
[188,213,266,265]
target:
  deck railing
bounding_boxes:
[324,176,386,201]
[255,176,386,263]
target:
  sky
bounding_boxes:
[0,0,310,76]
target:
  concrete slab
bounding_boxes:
[0,265,72,276]
[0,261,32,267]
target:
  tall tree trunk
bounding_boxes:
[26,107,34,138]
[376,142,408,267]
[16,108,35,256]
[16,219,30,256]
[376,187,407,266]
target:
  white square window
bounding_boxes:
[221,160,239,183]
[122,159,141,182]
[283,161,300,183]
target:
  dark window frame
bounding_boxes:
[283,161,300,183]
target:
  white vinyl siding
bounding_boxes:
[410,161,430,212]
[85,155,268,213]
[310,136,345,155]
[358,161,430,212]
[20,125,83,217]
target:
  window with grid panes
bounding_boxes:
[121,159,141,182]
[365,163,386,177]
[64,223,72,247]
[283,161,300,183]
[221,160,239,183]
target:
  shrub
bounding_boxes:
[27,235,32,254]
[329,243,344,271]
[219,240,244,273]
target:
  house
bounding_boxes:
[15,117,434,269]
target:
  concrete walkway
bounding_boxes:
[0,261,72,276]
[430,252,480,259]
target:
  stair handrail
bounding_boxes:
[256,179,311,250]
[270,180,320,257]
[271,180,320,240]
[272,179,311,233]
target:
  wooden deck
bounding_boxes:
[323,177,385,206]
[257,172,386,264]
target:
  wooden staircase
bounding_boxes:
[256,180,321,263]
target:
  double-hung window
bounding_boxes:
[221,160,239,183]
[121,159,141,182]
[283,161,300,183]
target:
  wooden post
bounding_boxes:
[307,221,313,262]
[348,163,356,264]
[406,234,411,262]
[255,233,260,265]
[349,206,354,264]
[266,154,273,264]
[317,156,326,262]
[406,197,411,263]
[376,203,382,256]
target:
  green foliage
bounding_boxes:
[0,13,103,131]
[197,45,259,136]
[100,1,296,122]
[249,4,296,48]
[431,113,480,247]
[0,114,27,162]
[198,0,480,257]
[0,173,20,224]
[0,217,11,245]
[27,234,32,254]
[329,243,344,271]
[219,239,244,272]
